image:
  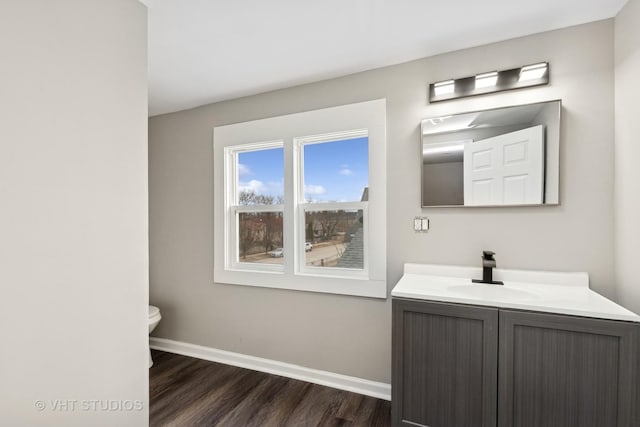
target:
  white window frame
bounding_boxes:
[226,140,284,273]
[295,130,369,279]
[213,99,387,298]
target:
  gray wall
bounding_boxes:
[615,0,640,314]
[0,1,149,425]
[422,162,464,206]
[149,20,615,383]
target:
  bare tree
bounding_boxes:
[313,210,340,242]
[239,190,276,206]
[238,214,258,259]
[305,221,314,242]
[307,210,360,243]
[262,212,283,254]
[238,191,283,255]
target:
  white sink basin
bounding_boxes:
[447,284,538,301]
[390,263,640,323]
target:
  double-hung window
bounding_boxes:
[228,143,285,272]
[213,100,386,298]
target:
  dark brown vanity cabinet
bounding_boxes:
[392,299,498,427]
[498,309,639,427]
[392,299,640,427]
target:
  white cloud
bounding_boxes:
[238,179,266,194]
[238,179,284,197]
[339,168,354,176]
[237,163,251,177]
[304,184,326,195]
[266,180,284,195]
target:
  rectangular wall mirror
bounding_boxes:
[421,100,561,207]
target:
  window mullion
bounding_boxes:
[283,138,296,275]
[233,204,283,213]
[299,201,367,212]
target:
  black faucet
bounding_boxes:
[472,251,504,285]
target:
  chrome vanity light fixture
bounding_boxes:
[428,62,549,103]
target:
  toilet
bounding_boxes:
[148,305,161,368]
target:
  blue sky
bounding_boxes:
[237,137,368,202]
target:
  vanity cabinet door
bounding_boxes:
[392,299,498,427]
[498,310,640,427]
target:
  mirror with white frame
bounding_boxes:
[421,100,561,207]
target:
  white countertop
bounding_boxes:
[391,264,640,323]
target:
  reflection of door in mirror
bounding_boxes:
[421,100,560,208]
[463,125,545,206]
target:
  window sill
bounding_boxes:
[213,268,387,299]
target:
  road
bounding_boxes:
[242,241,345,266]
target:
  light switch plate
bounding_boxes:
[414,216,429,233]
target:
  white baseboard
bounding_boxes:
[150,337,391,401]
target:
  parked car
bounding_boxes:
[305,242,313,252]
[271,248,284,258]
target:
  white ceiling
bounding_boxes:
[147,0,627,116]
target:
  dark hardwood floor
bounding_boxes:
[150,350,391,427]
